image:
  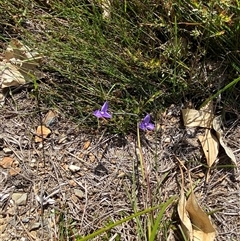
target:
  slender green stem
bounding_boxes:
[137,125,154,239]
[201,76,240,107]
[137,124,145,180]
[77,196,176,241]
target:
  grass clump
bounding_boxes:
[1,0,240,133]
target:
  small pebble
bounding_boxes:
[69,165,80,172]
[164,137,171,143]
[117,172,126,178]
[29,222,41,231]
[12,193,28,206]
[22,217,30,223]
[73,189,84,199]
[0,224,7,233]
[20,238,28,241]
[3,147,13,154]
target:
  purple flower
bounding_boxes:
[93,101,112,119]
[139,114,155,131]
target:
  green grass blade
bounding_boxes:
[149,197,176,241]
[77,196,176,241]
[201,76,240,107]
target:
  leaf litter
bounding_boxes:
[186,190,216,241]
[213,116,237,168]
[177,162,215,241]
[0,39,43,106]
[0,44,239,240]
[182,100,237,182]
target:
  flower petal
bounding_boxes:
[144,114,151,123]
[93,110,103,118]
[140,114,154,131]
[101,102,109,112]
[139,121,147,130]
[102,112,112,119]
[146,123,155,130]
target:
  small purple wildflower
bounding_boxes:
[93,101,112,119]
[139,114,155,131]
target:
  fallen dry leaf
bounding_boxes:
[0,61,26,88]
[198,129,219,168]
[5,39,42,81]
[3,147,13,154]
[89,153,95,162]
[68,164,81,173]
[69,180,77,187]
[35,125,51,142]
[5,39,34,60]
[182,109,214,128]
[186,191,216,241]
[117,172,126,178]
[182,100,214,128]
[198,128,219,182]
[213,116,237,168]
[5,39,42,77]
[200,100,214,114]
[83,140,91,150]
[178,186,193,240]
[178,167,216,241]
[0,157,14,168]
[178,165,193,240]
[42,110,57,127]
[9,167,21,176]
[0,39,43,106]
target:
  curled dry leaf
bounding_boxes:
[178,168,216,241]
[198,129,219,168]
[178,187,193,240]
[5,39,42,75]
[213,116,237,168]
[182,109,214,128]
[35,125,51,143]
[182,100,214,128]
[5,39,39,61]
[12,192,28,206]
[0,39,43,106]
[0,61,26,88]
[199,100,214,113]
[186,191,216,241]
[198,129,219,182]
[178,164,193,240]
[4,39,42,82]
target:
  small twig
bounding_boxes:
[109,233,118,241]
[17,216,35,241]
[40,181,45,239]
[66,151,92,166]
[74,179,88,228]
